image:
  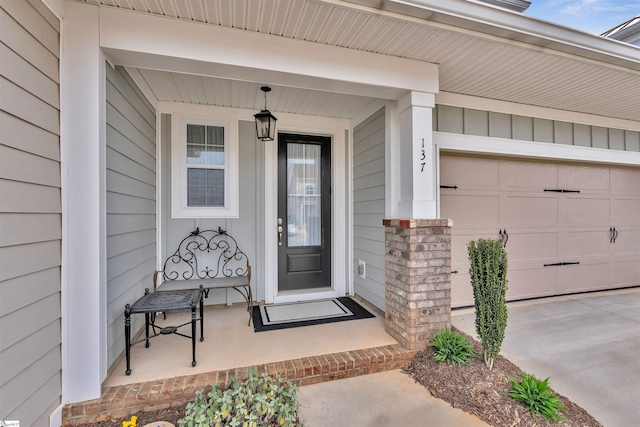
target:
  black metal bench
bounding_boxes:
[154,227,253,325]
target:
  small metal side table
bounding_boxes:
[124,286,204,375]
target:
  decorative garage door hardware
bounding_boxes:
[440,185,458,189]
[451,270,459,274]
[543,262,580,267]
[543,189,581,193]
[499,229,509,247]
[610,227,619,243]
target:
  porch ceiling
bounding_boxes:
[80,0,640,121]
[126,68,381,119]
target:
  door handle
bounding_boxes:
[278,226,283,246]
[610,227,614,243]
[499,229,508,248]
[613,227,619,244]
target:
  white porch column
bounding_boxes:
[396,91,437,219]
[62,1,106,403]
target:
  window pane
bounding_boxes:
[188,168,224,207]
[187,124,225,165]
[287,143,321,247]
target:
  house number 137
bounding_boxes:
[419,138,425,172]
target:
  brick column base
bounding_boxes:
[383,219,452,350]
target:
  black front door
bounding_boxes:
[277,133,332,291]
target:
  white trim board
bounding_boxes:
[98,6,438,100]
[435,132,640,166]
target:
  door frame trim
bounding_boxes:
[265,121,349,304]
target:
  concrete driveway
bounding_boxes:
[452,288,640,427]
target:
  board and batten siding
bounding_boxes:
[106,65,156,369]
[0,1,62,425]
[434,104,640,151]
[352,107,386,310]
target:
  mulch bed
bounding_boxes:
[75,328,602,427]
[403,328,603,427]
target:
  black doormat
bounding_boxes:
[252,297,375,332]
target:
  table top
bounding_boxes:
[129,289,202,314]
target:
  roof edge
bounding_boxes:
[343,0,640,71]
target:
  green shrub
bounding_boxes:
[467,238,508,370]
[431,328,476,366]
[178,367,304,427]
[507,373,566,422]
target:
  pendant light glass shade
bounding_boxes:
[255,86,277,141]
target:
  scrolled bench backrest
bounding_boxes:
[161,228,249,282]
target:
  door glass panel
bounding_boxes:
[287,143,321,247]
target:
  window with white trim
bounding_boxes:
[172,117,238,218]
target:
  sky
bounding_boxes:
[523,0,640,35]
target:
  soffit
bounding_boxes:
[80,0,640,121]
[131,68,380,119]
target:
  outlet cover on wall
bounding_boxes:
[358,260,366,279]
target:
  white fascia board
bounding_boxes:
[436,92,640,132]
[345,0,640,71]
[99,7,438,100]
[435,132,640,166]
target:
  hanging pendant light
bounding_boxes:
[254,86,277,141]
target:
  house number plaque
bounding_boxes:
[419,138,426,173]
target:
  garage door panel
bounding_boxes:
[560,230,610,258]
[556,263,609,293]
[451,233,498,266]
[610,168,640,194]
[559,164,609,191]
[506,231,557,261]
[501,160,557,189]
[441,195,499,227]
[612,198,640,226]
[610,260,640,288]
[441,154,638,307]
[612,229,640,256]
[451,273,474,308]
[506,267,556,300]
[566,197,610,226]
[440,156,499,188]
[503,196,558,227]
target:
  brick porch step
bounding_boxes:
[62,344,418,425]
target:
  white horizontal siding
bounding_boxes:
[105,65,156,369]
[352,107,386,311]
[0,3,61,423]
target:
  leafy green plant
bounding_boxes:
[431,328,476,366]
[506,373,566,422]
[178,367,304,427]
[468,238,508,370]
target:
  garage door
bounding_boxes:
[440,154,640,308]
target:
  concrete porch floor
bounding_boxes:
[64,299,416,424]
[106,298,396,387]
